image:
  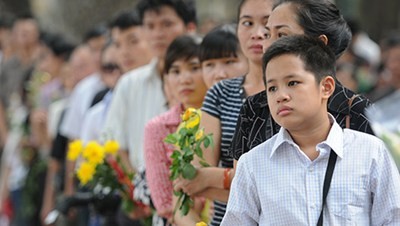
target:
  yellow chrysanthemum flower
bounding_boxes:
[76,161,96,185]
[195,129,204,141]
[67,140,83,161]
[104,140,119,155]
[196,222,207,226]
[82,141,105,165]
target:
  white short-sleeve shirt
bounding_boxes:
[102,59,168,169]
[60,73,105,140]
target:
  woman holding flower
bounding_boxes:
[173,0,273,225]
[144,35,208,225]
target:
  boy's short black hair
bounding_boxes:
[262,35,336,84]
[0,13,15,29]
[83,24,108,43]
[199,23,240,62]
[136,0,197,25]
[109,10,142,31]
[40,32,76,61]
[164,35,201,74]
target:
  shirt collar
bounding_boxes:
[164,104,184,126]
[270,114,344,159]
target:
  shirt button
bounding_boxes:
[309,167,314,172]
[310,203,316,209]
[239,89,243,94]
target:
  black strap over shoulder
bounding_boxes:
[317,149,338,226]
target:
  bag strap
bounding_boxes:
[345,94,360,128]
[316,149,338,226]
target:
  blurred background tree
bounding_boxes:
[0,0,399,43]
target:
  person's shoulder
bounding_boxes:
[219,76,245,88]
[240,134,277,162]
[344,128,385,150]
[73,73,103,93]
[121,59,158,82]
[329,83,371,115]
[146,105,179,129]
[207,76,245,98]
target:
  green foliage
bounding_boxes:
[164,108,214,216]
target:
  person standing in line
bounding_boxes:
[229,0,374,166]
[173,1,273,225]
[222,35,400,225]
[144,35,209,225]
[199,23,248,89]
[102,0,197,223]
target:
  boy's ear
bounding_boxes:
[321,76,335,98]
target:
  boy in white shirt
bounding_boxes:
[222,35,400,225]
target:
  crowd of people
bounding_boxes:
[0,0,399,226]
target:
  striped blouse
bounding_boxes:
[201,76,246,226]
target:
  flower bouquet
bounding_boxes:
[164,108,213,216]
[366,91,400,169]
[67,140,147,214]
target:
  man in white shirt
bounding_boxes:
[222,36,400,225]
[103,0,197,172]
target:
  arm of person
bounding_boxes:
[0,103,8,148]
[370,141,400,225]
[174,167,231,202]
[198,111,221,167]
[41,158,60,224]
[221,156,260,226]
[144,120,173,218]
[0,164,11,213]
[63,155,76,196]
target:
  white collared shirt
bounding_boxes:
[102,59,168,169]
[60,73,105,139]
[222,115,400,225]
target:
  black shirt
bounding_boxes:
[229,82,374,160]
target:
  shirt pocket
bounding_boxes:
[328,174,370,225]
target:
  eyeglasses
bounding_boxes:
[101,63,120,73]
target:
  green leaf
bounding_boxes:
[170,150,181,159]
[194,145,203,158]
[179,128,188,136]
[181,202,190,216]
[121,199,135,213]
[180,194,192,216]
[182,163,197,179]
[208,134,214,148]
[203,136,210,148]
[169,167,181,180]
[173,190,182,196]
[164,134,178,144]
[199,160,210,167]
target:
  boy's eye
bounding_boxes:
[264,32,271,39]
[267,86,277,92]
[242,21,253,26]
[288,81,299,86]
